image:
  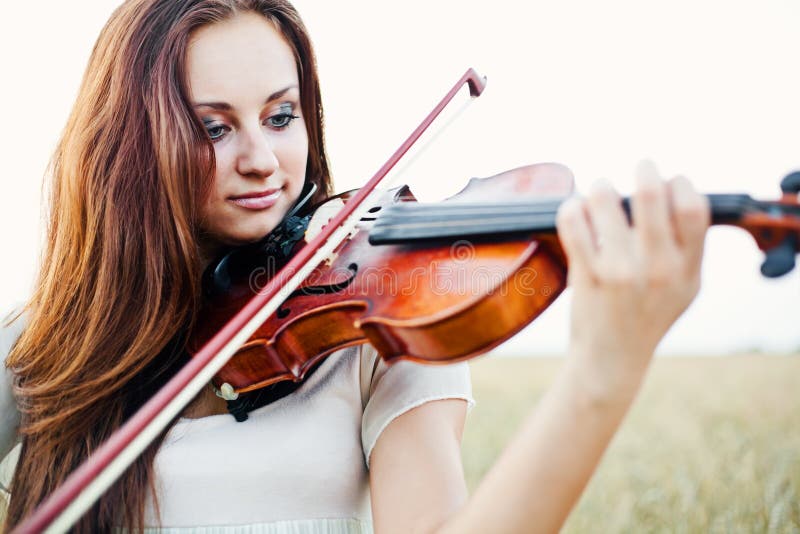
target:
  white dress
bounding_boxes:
[0,310,474,533]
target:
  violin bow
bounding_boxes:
[14,68,487,534]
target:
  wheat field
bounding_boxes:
[461,355,800,533]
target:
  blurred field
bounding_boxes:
[461,355,800,533]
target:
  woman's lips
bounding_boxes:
[229,188,282,210]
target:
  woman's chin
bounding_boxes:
[199,218,284,254]
[229,224,280,245]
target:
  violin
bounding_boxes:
[191,163,800,421]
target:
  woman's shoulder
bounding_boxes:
[357,343,474,404]
[357,343,474,467]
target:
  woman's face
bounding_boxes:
[188,12,309,252]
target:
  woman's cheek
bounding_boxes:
[198,146,231,232]
[287,128,310,186]
[211,143,236,193]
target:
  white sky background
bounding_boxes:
[0,1,798,355]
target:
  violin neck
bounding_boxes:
[369,194,757,245]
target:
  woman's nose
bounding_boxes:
[236,126,279,178]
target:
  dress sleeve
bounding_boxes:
[359,344,475,468]
[0,308,23,459]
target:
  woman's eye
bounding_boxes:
[266,113,299,129]
[204,122,228,141]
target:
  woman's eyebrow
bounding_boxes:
[193,84,299,110]
[264,84,298,103]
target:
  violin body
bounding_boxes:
[189,163,575,398]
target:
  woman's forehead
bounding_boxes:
[186,12,298,104]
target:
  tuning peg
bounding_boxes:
[760,235,797,277]
[780,171,800,194]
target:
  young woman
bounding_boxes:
[0,0,709,532]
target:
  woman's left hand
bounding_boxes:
[556,161,711,392]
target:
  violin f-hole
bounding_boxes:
[276,263,359,317]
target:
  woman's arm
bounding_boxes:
[369,399,469,534]
[369,163,710,533]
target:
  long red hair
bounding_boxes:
[4,0,331,530]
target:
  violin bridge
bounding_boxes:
[306,196,360,266]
